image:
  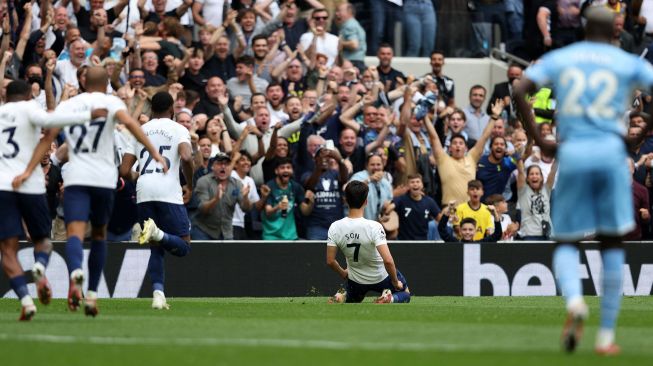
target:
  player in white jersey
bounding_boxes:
[326,180,411,304]
[119,91,194,310]
[30,67,167,316]
[1,80,105,320]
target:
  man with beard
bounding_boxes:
[476,136,517,203]
[251,35,272,82]
[426,50,455,106]
[302,146,348,240]
[227,56,269,110]
[392,174,441,241]
[193,152,251,240]
[202,35,237,82]
[262,157,313,240]
[431,99,503,206]
[266,82,288,127]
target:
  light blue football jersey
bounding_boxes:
[526,41,653,141]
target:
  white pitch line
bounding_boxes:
[0,333,559,353]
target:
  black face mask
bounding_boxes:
[27,75,44,88]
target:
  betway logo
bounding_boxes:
[463,244,653,296]
[2,248,150,299]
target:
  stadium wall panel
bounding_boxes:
[2,242,653,298]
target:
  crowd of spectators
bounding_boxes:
[4,0,653,242]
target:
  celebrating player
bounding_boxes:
[514,7,653,355]
[119,91,194,310]
[44,67,167,316]
[326,180,410,304]
[2,80,105,320]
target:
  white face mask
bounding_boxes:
[364,81,374,90]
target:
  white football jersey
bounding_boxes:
[125,118,190,204]
[327,217,389,285]
[55,92,127,189]
[0,100,90,194]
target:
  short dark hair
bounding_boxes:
[450,133,467,145]
[129,67,145,75]
[489,135,507,147]
[469,84,486,96]
[430,50,445,58]
[252,34,268,45]
[345,180,368,209]
[237,149,253,163]
[275,156,293,169]
[6,80,31,99]
[151,92,174,113]
[467,180,483,190]
[485,194,505,206]
[460,217,477,228]
[236,55,255,67]
[378,43,393,51]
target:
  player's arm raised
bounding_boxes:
[514,78,557,156]
[116,110,168,173]
[376,244,403,290]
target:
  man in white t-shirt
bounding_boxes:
[326,180,411,304]
[230,149,262,240]
[3,80,103,321]
[299,8,340,67]
[192,0,226,27]
[120,91,194,310]
[48,67,166,317]
[55,39,87,89]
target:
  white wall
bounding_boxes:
[364,57,510,109]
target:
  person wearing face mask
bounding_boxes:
[487,63,523,120]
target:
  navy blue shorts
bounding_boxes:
[138,201,191,237]
[0,191,51,241]
[345,270,409,303]
[63,186,115,226]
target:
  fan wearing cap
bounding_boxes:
[300,145,348,240]
[192,152,251,240]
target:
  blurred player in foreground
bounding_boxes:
[326,180,410,304]
[515,7,653,355]
[2,80,105,320]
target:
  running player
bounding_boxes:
[514,7,653,355]
[41,67,167,316]
[2,80,105,320]
[326,180,411,304]
[119,91,194,310]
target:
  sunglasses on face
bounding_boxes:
[313,16,328,20]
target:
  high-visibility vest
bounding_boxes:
[532,87,553,124]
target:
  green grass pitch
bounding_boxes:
[1,296,652,365]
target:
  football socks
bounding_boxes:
[148,246,165,293]
[65,236,84,274]
[600,248,625,330]
[553,244,583,304]
[10,275,29,299]
[88,240,107,292]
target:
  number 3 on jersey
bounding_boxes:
[140,145,171,175]
[1,127,19,159]
[68,119,106,154]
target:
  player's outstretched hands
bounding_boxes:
[91,108,109,119]
[11,171,31,190]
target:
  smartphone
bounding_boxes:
[325,140,335,150]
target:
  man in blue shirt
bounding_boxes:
[477,136,517,202]
[514,7,653,355]
[393,174,441,240]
